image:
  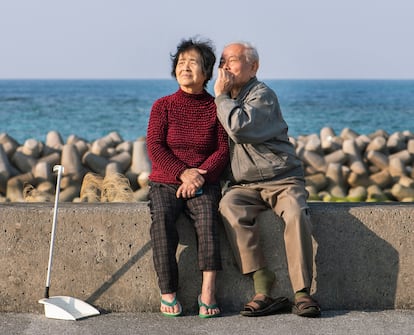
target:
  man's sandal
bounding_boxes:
[240,295,290,317]
[198,295,221,318]
[292,295,321,318]
[160,296,182,317]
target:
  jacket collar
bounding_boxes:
[234,76,259,100]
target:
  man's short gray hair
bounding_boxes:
[224,41,259,63]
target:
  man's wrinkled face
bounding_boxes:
[219,44,257,88]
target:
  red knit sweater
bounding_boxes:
[147,88,229,184]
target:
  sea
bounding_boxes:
[0,79,413,144]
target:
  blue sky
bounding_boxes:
[1,0,413,79]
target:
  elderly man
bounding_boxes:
[214,41,321,318]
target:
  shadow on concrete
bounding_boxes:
[83,203,399,314]
[312,203,399,310]
[86,241,152,307]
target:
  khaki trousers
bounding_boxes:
[219,177,313,292]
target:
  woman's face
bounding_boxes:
[175,49,206,93]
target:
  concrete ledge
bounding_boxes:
[0,202,413,314]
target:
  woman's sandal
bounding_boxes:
[198,295,221,318]
[240,295,290,317]
[292,295,321,318]
[160,296,182,317]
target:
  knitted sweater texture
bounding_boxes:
[147,88,229,184]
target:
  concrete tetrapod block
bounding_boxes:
[0,133,20,156]
[130,140,151,175]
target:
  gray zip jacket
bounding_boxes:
[215,77,304,184]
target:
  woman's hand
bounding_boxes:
[176,168,207,198]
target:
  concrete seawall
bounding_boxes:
[1,202,413,314]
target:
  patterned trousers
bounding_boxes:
[148,182,222,294]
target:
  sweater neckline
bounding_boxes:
[177,88,209,99]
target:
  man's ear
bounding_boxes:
[251,61,259,74]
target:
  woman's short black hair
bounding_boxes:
[170,37,216,87]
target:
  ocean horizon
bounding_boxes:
[1,79,413,144]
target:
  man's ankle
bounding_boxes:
[295,288,310,300]
[253,268,275,296]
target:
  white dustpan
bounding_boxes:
[39,165,100,320]
[39,296,100,320]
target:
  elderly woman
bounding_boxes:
[146,37,229,318]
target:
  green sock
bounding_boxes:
[253,268,275,296]
[295,288,310,300]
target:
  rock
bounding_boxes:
[0,145,19,194]
[347,186,368,202]
[340,127,359,140]
[20,139,43,158]
[391,183,414,201]
[82,152,108,175]
[305,173,328,192]
[320,127,337,152]
[1,128,413,203]
[22,182,54,202]
[0,133,20,157]
[6,172,35,202]
[324,149,347,165]
[130,139,151,174]
[386,132,406,153]
[366,150,389,170]
[389,157,407,177]
[325,163,347,198]
[43,130,64,155]
[61,144,83,177]
[369,169,394,189]
[11,151,37,173]
[343,139,367,175]
[366,184,389,202]
[110,151,132,173]
[366,136,387,153]
[302,150,327,173]
[59,184,81,202]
